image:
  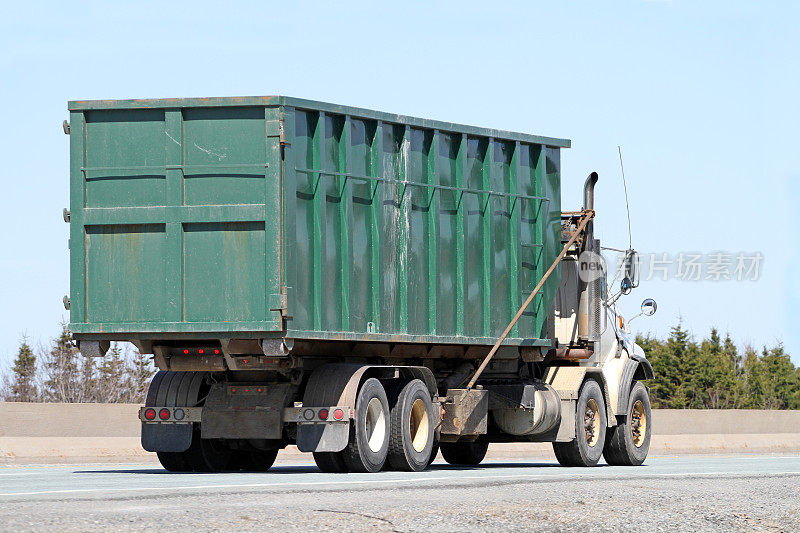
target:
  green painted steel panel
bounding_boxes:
[68,96,566,346]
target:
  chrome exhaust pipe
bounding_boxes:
[583,172,599,211]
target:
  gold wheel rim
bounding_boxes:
[409,398,429,453]
[583,398,600,447]
[630,399,646,447]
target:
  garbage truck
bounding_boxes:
[64,96,658,472]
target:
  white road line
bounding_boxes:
[2,470,799,497]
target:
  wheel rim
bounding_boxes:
[365,397,386,453]
[583,398,600,447]
[630,399,647,447]
[409,398,430,453]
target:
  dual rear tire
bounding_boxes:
[159,431,280,473]
[312,377,437,473]
[149,371,279,473]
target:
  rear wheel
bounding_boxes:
[552,378,607,467]
[184,431,232,472]
[341,378,390,473]
[156,451,189,472]
[603,381,651,466]
[387,379,436,471]
[313,451,348,473]
[229,449,279,472]
[147,371,202,473]
[440,437,489,466]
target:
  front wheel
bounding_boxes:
[552,378,607,467]
[603,381,651,466]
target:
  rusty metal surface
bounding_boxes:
[552,348,593,360]
[440,388,488,437]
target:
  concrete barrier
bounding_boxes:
[1,403,799,463]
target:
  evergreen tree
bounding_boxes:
[635,333,668,408]
[42,322,81,402]
[758,344,799,409]
[5,338,38,402]
[694,328,738,408]
[97,343,126,403]
[648,321,696,408]
[741,346,764,409]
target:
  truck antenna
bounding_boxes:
[618,145,632,249]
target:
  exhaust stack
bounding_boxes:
[584,172,598,211]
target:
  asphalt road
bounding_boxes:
[1,455,799,532]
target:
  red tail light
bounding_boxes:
[214,349,220,355]
[199,349,204,354]
[333,408,344,420]
[318,409,329,420]
[183,349,189,354]
[159,408,170,421]
[144,408,156,420]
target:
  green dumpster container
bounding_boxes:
[67,96,568,349]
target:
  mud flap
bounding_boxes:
[141,422,193,452]
[296,423,349,453]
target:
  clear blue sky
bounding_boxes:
[1,1,798,366]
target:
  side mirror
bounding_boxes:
[620,277,633,295]
[641,298,657,316]
[624,250,640,288]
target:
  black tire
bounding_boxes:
[341,378,390,473]
[145,371,214,472]
[603,381,651,466]
[313,451,348,473]
[387,379,436,471]
[156,451,189,472]
[184,428,232,472]
[229,449,279,472]
[440,437,489,466]
[552,378,607,467]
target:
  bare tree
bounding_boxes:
[124,346,155,403]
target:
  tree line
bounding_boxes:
[1,320,798,408]
[0,322,154,403]
[637,322,800,409]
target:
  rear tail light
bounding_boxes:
[144,408,156,421]
[183,349,189,354]
[333,408,344,420]
[318,409,329,420]
[159,408,170,421]
[173,408,185,421]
